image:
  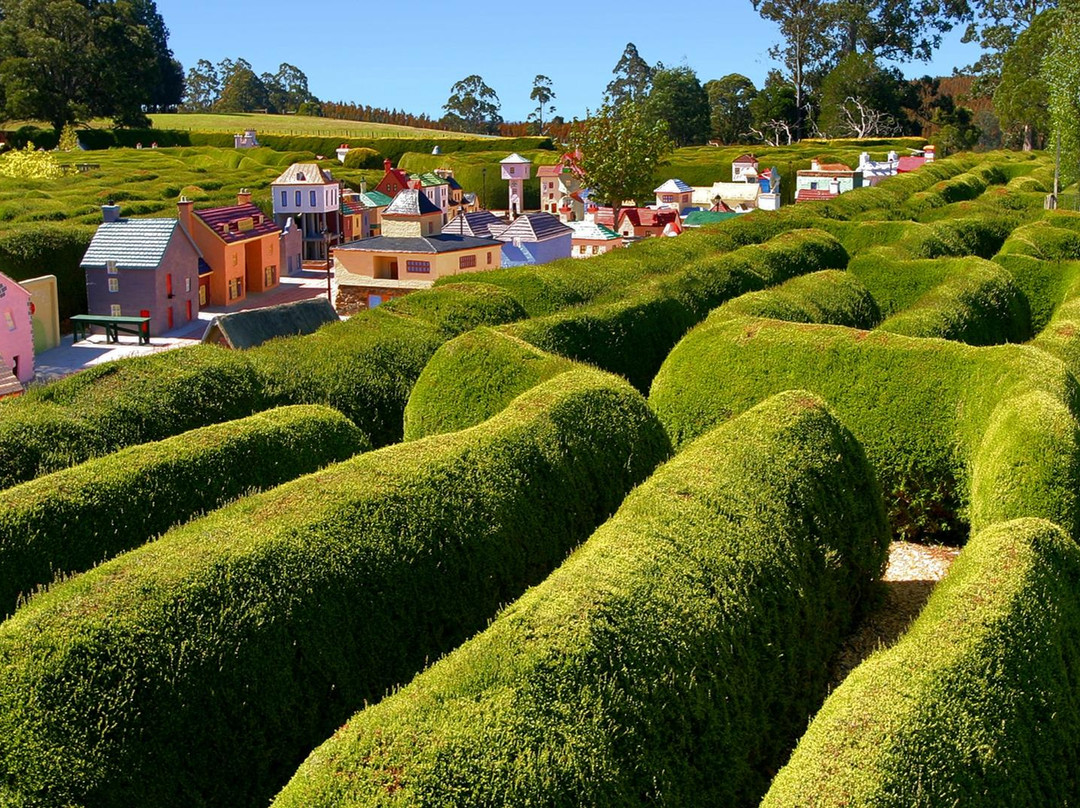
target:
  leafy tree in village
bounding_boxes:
[648,66,711,146]
[748,70,800,144]
[816,52,911,137]
[994,7,1058,149]
[606,43,654,107]
[443,75,503,134]
[705,74,758,143]
[570,98,672,217]
[0,0,181,129]
[528,75,556,135]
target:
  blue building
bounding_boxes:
[495,213,572,268]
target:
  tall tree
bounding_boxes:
[993,7,1057,148]
[648,66,711,146]
[0,0,177,129]
[1044,6,1080,188]
[182,59,220,111]
[606,43,654,107]
[752,0,830,138]
[443,74,502,134]
[748,70,800,145]
[963,0,1058,93]
[816,53,910,137]
[528,75,555,134]
[705,74,758,143]
[570,98,672,219]
[825,0,969,62]
[214,67,270,113]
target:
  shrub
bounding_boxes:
[341,147,381,169]
[876,257,1032,345]
[649,317,1080,542]
[0,345,267,489]
[0,223,94,320]
[0,405,367,616]
[762,518,1080,807]
[712,269,880,328]
[403,327,575,440]
[272,391,889,808]
[380,281,526,339]
[0,367,670,808]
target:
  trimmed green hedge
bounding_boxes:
[0,345,267,489]
[503,229,850,391]
[0,405,367,616]
[0,367,670,808]
[403,328,574,440]
[875,257,1031,345]
[0,284,523,488]
[762,518,1080,807]
[650,317,1080,542]
[0,223,95,320]
[712,269,880,328]
[272,391,889,808]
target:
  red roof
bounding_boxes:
[537,165,565,177]
[594,207,616,227]
[193,203,279,243]
[815,162,853,172]
[733,153,758,164]
[619,208,678,229]
[897,156,926,173]
[795,189,839,203]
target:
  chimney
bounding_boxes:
[360,180,367,193]
[102,202,121,223]
[811,157,821,172]
[384,158,392,172]
[237,188,252,206]
[177,195,193,233]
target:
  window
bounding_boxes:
[228,277,243,300]
[310,190,317,207]
[232,252,238,266]
[663,195,674,203]
[108,277,119,293]
[110,304,121,317]
[459,254,476,269]
[106,260,118,275]
[3,309,13,330]
[405,260,430,274]
[280,191,287,207]
[487,251,492,265]
[295,190,302,206]
[185,277,192,293]
[577,245,586,254]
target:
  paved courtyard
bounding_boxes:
[34,268,334,383]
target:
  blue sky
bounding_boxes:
[156,1,985,122]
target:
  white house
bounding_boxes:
[692,182,762,212]
[501,153,532,217]
[732,154,759,182]
[857,151,900,185]
[271,163,342,261]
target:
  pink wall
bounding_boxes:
[0,272,34,383]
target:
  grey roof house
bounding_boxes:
[80,204,202,337]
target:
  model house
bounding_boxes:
[858,151,901,185]
[332,189,502,314]
[234,129,258,149]
[692,182,762,212]
[654,179,694,212]
[271,163,342,261]
[494,212,573,267]
[442,210,505,239]
[568,221,623,258]
[340,193,371,243]
[795,159,864,203]
[281,218,303,275]
[0,270,34,392]
[732,154,759,182]
[412,172,451,220]
[501,153,532,217]
[597,207,679,238]
[538,163,585,222]
[81,204,201,336]
[898,145,936,173]
[180,192,282,306]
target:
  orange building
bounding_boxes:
[178,190,282,306]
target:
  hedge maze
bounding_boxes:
[4,146,1080,806]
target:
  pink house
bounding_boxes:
[0,271,34,393]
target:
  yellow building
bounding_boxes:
[333,189,501,313]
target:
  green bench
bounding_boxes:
[70,314,151,345]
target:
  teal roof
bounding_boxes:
[412,172,448,187]
[683,211,740,227]
[359,190,393,208]
[81,218,194,270]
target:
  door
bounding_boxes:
[167,306,173,329]
[186,300,192,321]
[389,261,398,280]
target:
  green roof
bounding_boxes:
[683,211,740,227]
[412,172,448,187]
[358,190,393,208]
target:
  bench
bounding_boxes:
[70,314,151,346]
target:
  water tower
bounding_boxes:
[500,153,532,217]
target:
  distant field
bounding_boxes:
[147,113,488,139]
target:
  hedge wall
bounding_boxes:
[0,368,670,808]
[0,283,523,488]
[504,228,850,391]
[0,404,367,616]
[650,317,1080,542]
[762,518,1080,807]
[712,269,880,328]
[875,257,1032,345]
[272,391,889,808]
[403,328,574,440]
[0,223,95,321]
